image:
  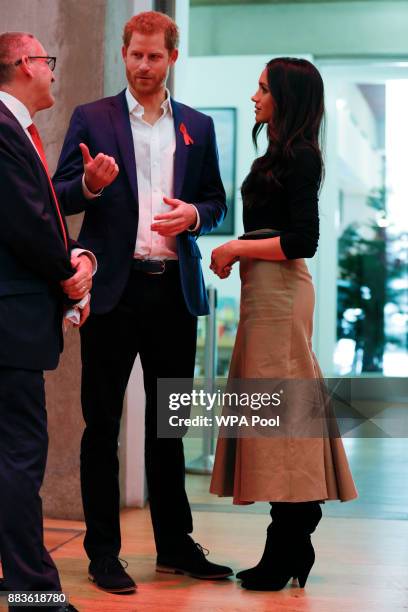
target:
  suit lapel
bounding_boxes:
[172,100,189,200]
[108,90,138,205]
[0,101,69,246]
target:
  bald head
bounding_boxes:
[0,32,35,86]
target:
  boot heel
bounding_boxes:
[296,560,313,588]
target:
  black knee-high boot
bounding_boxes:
[237,501,322,590]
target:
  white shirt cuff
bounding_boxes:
[82,173,103,199]
[188,205,200,232]
[71,248,98,275]
[63,294,90,330]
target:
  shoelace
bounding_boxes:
[195,542,210,557]
[99,556,129,573]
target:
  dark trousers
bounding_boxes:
[80,265,197,559]
[0,367,61,598]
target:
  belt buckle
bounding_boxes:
[148,260,166,275]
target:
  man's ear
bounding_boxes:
[121,45,127,62]
[19,55,34,78]
[169,48,178,67]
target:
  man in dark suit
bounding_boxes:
[0,31,112,612]
[54,11,231,593]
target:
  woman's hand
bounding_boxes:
[210,241,239,278]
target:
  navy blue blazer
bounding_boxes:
[53,90,226,316]
[0,101,75,371]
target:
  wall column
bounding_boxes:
[3,0,106,519]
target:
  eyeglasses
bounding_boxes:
[14,56,56,71]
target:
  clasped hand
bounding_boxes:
[61,255,93,301]
[210,241,239,279]
[60,255,93,327]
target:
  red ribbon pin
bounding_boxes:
[180,123,194,145]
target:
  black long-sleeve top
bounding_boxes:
[242,146,321,259]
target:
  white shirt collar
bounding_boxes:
[0,91,32,130]
[125,87,173,119]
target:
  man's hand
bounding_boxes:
[151,196,197,236]
[80,143,119,194]
[61,254,93,300]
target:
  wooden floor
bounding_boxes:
[35,508,408,612]
[2,437,408,611]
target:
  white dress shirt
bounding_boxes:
[0,90,36,144]
[126,87,179,260]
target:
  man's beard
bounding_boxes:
[127,68,167,97]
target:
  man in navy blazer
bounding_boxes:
[54,11,231,593]
[0,32,98,612]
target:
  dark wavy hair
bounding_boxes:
[247,57,325,191]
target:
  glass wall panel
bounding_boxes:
[332,73,408,376]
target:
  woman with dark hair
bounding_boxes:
[209,58,357,591]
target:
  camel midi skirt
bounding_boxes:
[210,257,358,504]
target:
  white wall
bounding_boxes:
[338,83,378,148]
[112,0,154,509]
[337,83,382,193]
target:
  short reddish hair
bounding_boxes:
[123,11,179,52]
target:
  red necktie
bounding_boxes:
[27,123,68,251]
